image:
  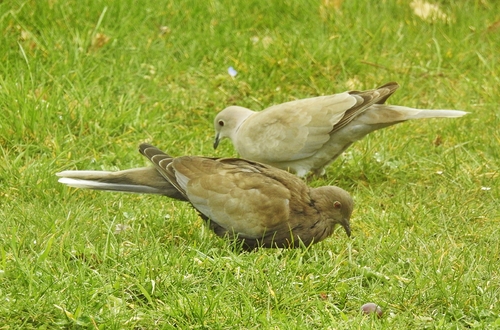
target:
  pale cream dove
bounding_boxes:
[57,143,353,249]
[213,82,467,177]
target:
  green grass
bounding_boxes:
[1,0,499,328]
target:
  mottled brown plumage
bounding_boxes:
[57,144,353,249]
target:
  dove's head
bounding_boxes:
[313,186,354,237]
[213,106,255,149]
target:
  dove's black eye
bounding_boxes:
[218,120,224,127]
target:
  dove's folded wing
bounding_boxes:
[171,157,292,239]
[236,92,356,162]
[330,82,399,133]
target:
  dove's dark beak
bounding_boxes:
[343,222,351,237]
[213,133,220,149]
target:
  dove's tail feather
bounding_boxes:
[363,104,468,125]
[57,176,163,194]
[384,105,467,119]
[56,168,187,200]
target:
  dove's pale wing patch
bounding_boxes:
[236,93,356,162]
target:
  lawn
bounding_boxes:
[1,0,499,328]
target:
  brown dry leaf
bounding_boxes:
[433,135,443,146]
[319,0,343,21]
[410,0,450,23]
[90,32,110,51]
[323,0,343,9]
[486,20,500,32]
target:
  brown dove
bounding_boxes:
[57,144,353,249]
[213,82,467,177]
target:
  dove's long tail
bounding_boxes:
[364,104,468,124]
[56,167,187,201]
[381,105,467,119]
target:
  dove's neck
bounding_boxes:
[233,110,254,132]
